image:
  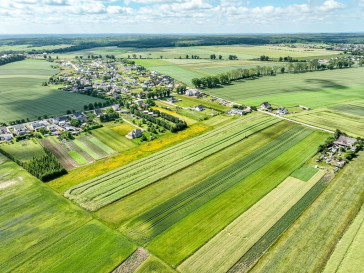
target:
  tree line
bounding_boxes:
[191,59,356,89]
[0,54,26,66]
[0,147,66,182]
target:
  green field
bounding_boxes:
[331,102,364,117]
[68,151,88,165]
[146,129,328,266]
[0,153,135,273]
[204,67,364,104]
[290,165,319,182]
[134,256,176,273]
[91,125,136,153]
[96,120,294,228]
[251,153,364,273]
[0,59,104,123]
[65,115,279,211]
[179,171,324,273]
[1,139,45,161]
[73,136,115,160]
[291,109,364,137]
[323,202,364,273]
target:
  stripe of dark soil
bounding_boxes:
[41,139,78,170]
[227,174,333,273]
[68,141,94,162]
[82,137,108,158]
[112,248,150,273]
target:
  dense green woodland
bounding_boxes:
[2,33,364,54]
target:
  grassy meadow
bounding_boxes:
[1,139,45,161]
[0,59,103,123]
[0,153,135,273]
[250,152,364,273]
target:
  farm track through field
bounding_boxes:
[127,126,312,242]
[65,115,279,210]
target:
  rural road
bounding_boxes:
[258,110,335,134]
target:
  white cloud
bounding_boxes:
[316,0,346,12]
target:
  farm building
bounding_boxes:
[334,135,357,148]
[261,102,271,109]
[229,108,246,116]
[186,89,200,96]
[276,107,288,115]
[192,105,204,111]
[167,97,177,103]
[127,129,143,139]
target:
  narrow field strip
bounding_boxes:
[146,130,328,266]
[126,126,311,243]
[249,153,364,273]
[323,203,364,273]
[88,136,116,155]
[179,171,324,273]
[228,173,331,273]
[73,139,100,160]
[65,115,279,211]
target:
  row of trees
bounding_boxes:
[191,59,356,89]
[100,108,120,122]
[130,108,187,133]
[0,54,26,66]
[0,147,66,182]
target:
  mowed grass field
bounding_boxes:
[179,171,324,273]
[0,153,135,273]
[290,109,364,137]
[0,59,104,123]
[323,202,364,273]
[250,152,364,273]
[145,128,328,266]
[65,115,279,211]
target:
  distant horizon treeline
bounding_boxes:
[3,33,364,54]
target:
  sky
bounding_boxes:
[0,0,363,34]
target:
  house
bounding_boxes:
[192,105,204,111]
[167,97,177,103]
[136,99,144,106]
[229,108,246,116]
[333,135,357,148]
[47,124,58,132]
[30,121,48,131]
[127,129,142,139]
[12,124,30,136]
[260,102,271,109]
[94,109,102,117]
[186,89,200,96]
[72,112,88,123]
[0,126,13,141]
[112,92,121,99]
[52,116,69,125]
[276,107,288,115]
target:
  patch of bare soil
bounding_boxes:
[112,248,150,273]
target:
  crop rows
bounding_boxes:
[127,126,312,243]
[65,115,279,211]
[227,174,331,273]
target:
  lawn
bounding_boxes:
[250,152,364,273]
[1,139,45,161]
[323,202,364,273]
[179,171,324,273]
[0,153,135,273]
[202,67,364,104]
[0,59,104,123]
[146,129,328,266]
[98,121,293,227]
[91,125,136,152]
[68,151,88,165]
[290,109,364,137]
[65,115,278,211]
